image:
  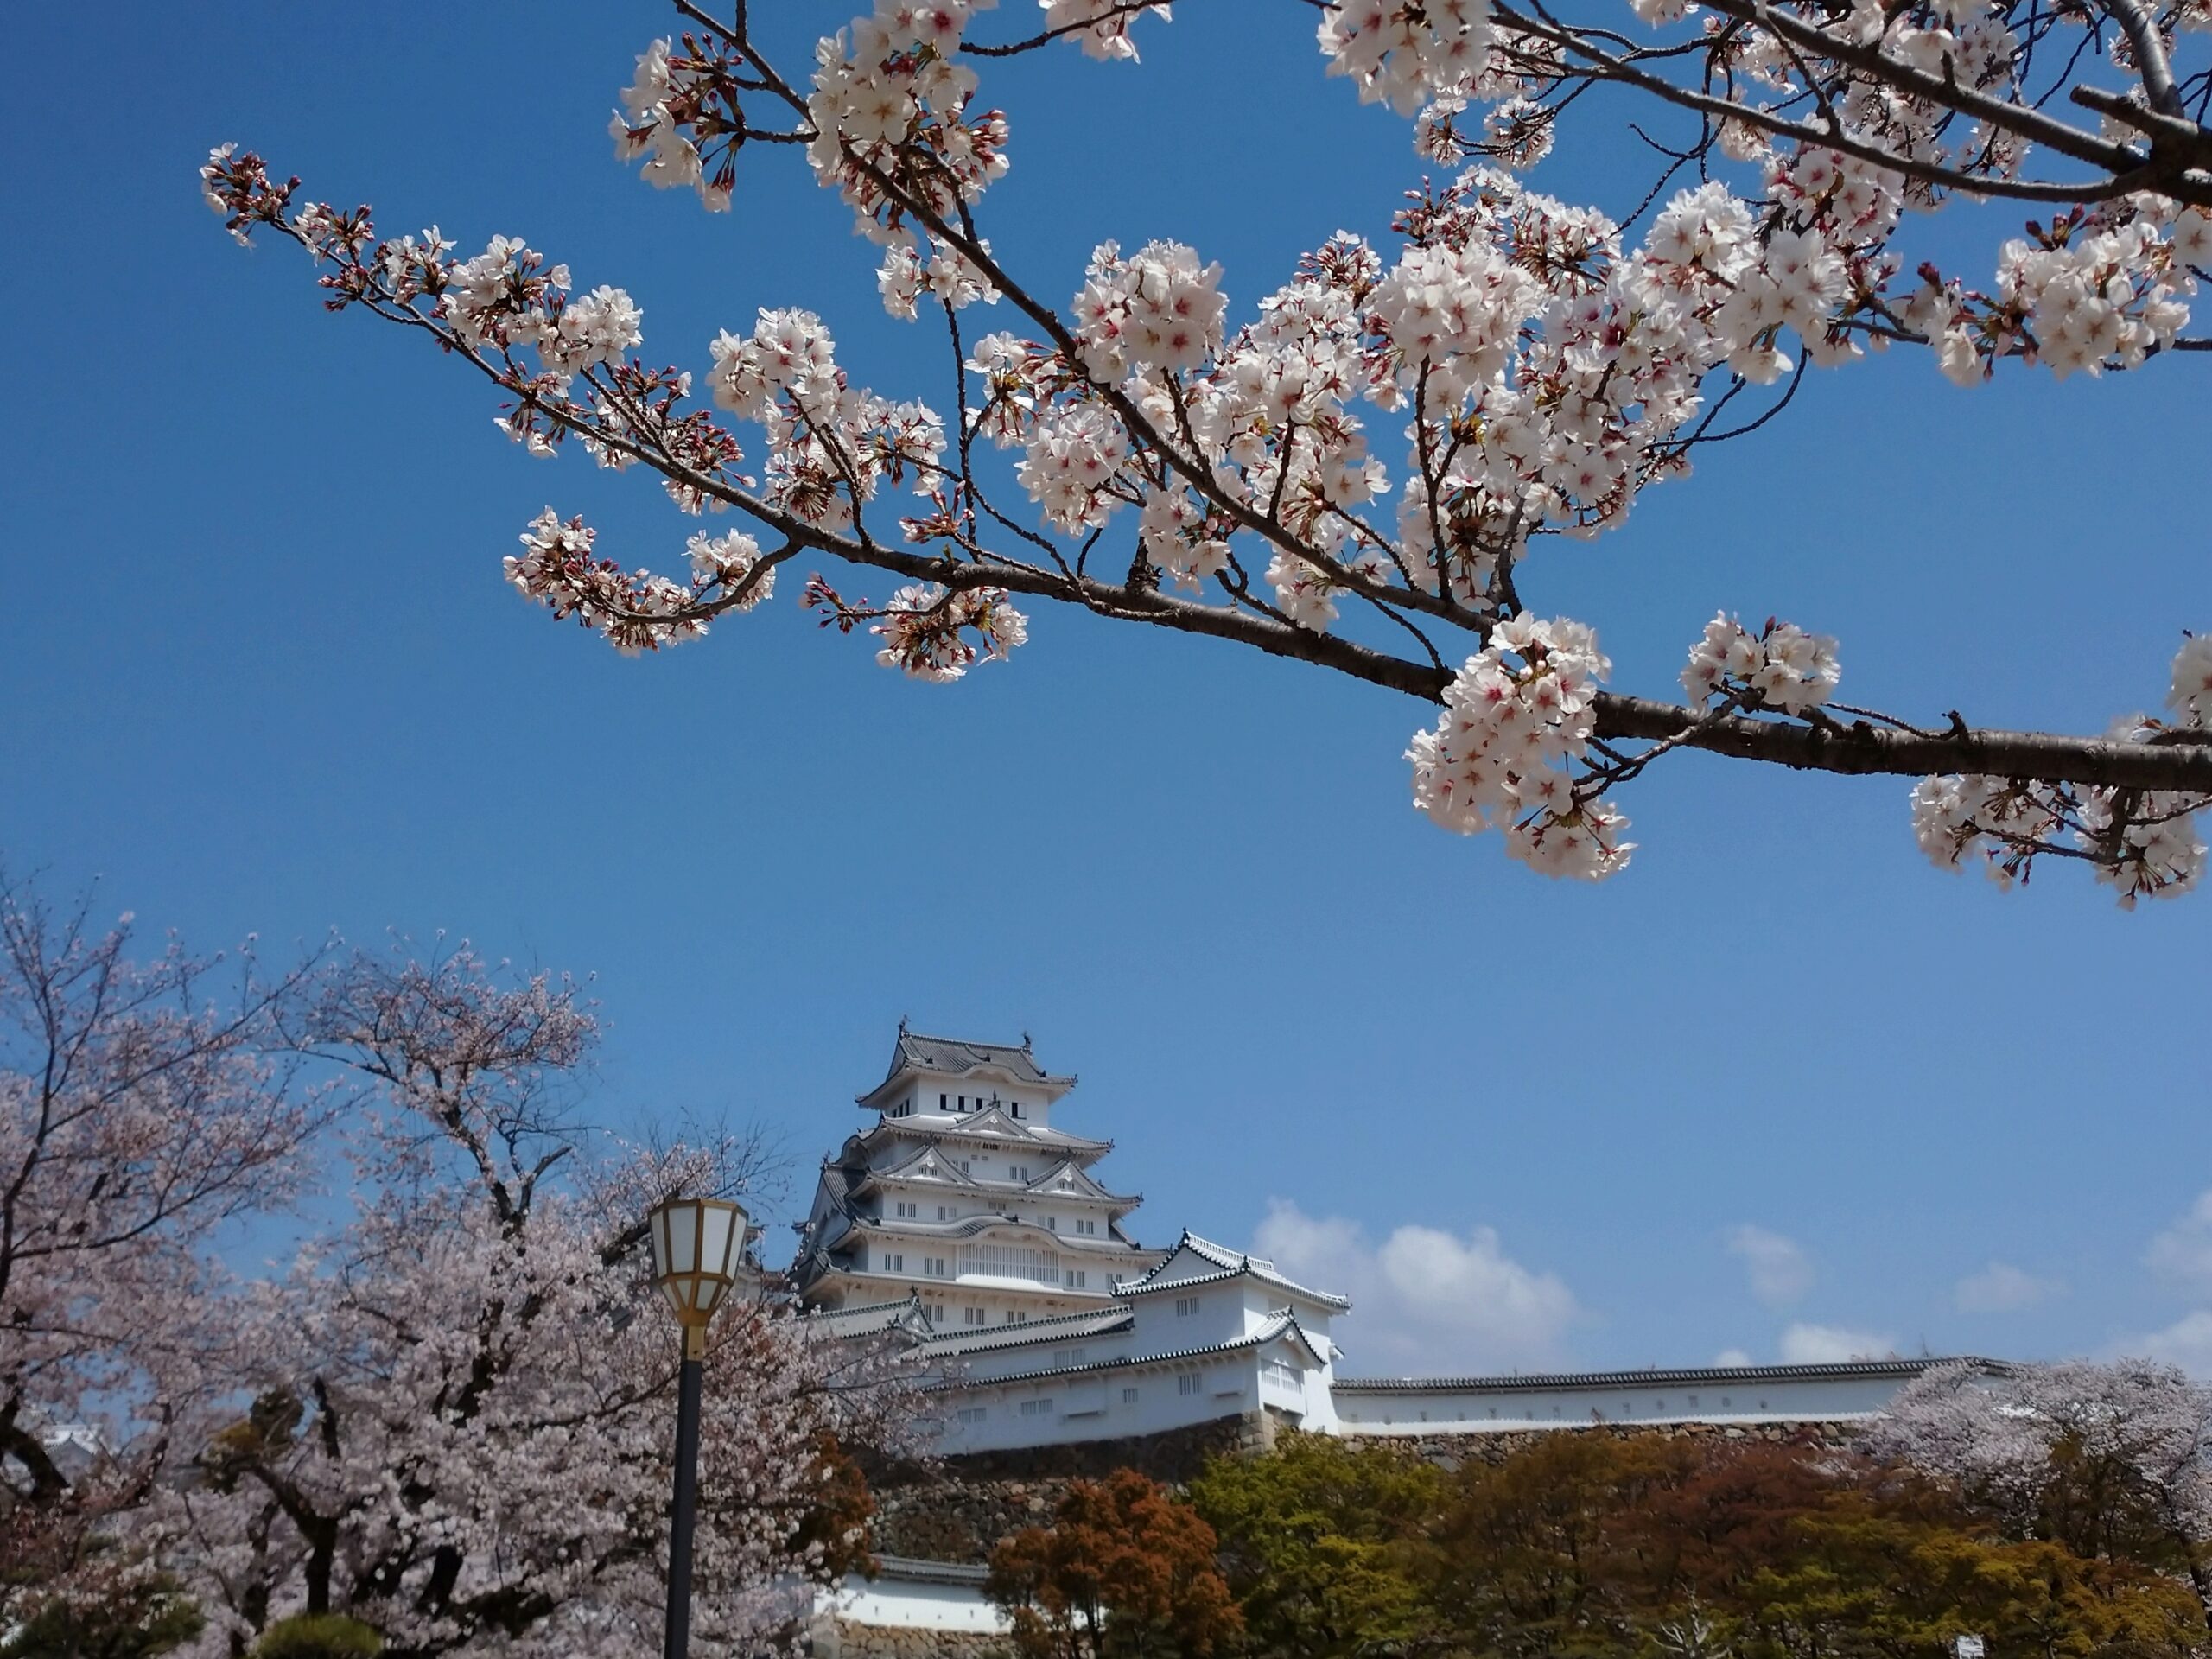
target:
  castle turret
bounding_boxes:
[791,1030,1162,1330]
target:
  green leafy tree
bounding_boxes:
[246,1618,381,1659]
[0,1575,203,1659]
[1188,1431,1446,1658]
[986,1469,1242,1659]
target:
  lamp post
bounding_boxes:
[645,1194,748,1659]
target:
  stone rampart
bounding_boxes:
[809,1618,1007,1659]
[1370,1417,1855,1469]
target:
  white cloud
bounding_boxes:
[1254,1198,1581,1373]
[1953,1261,2063,1314]
[1779,1322,1898,1363]
[1713,1348,1754,1368]
[2117,1311,2212,1376]
[1727,1224,1814,1307]
[2146,1191,2212,1291]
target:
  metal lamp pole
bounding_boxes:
[645,1195,748,1659]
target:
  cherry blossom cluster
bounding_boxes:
[806,3,1010,240]
[505,509,734,652]
[1913,201,2209,385]
[1910,639,2211,905]
[1371,171,1825,593]
[1407,617,1635,879]
[878,236,1001,318]
[1070,239,1230,377]
[870,582,1030,679]
[199,143,296,244]
[1311,0,2207,391]
[204,145,738,515]
[1136,486,1231,590]
[1317,0,1494,118]
[1041,0,1171,60]
[711,307,947,532]
[1681,613,1841,713]
[610,36,742,210]
[441,235,645,385]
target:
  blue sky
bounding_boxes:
[6,3,2209,1378]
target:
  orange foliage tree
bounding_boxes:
[985,1470,1243,1659]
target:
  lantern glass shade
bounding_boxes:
[647,1196,747,1326]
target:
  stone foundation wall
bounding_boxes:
[809,1616,1007,1659]
[865,1412,1268,1560]
[938,1410,1262,1483]
[1374,1417,1855,1470]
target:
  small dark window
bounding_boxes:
[939,1092,946,1109]
[958,1095,966,1109]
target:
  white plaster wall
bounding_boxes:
[938,1352,1262,1452]
[1336,1371,1910,1433]
[824,1575,1007,1635]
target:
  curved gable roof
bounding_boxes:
[1116,1230,1352,1312]
[859,1030,1077,1107]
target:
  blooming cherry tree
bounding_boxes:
[147,946,914,1659]
[0,870,329,1607]
[207,0,2212,898]
[1866,1358,2212,1629]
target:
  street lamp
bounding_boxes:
[645,1194,748,1659]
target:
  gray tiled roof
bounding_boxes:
[921,1304,1137,1357]
[857,1030,1076,1106]
[1115,1231,1352,1312]
[851,1114,1114,1158]
[869,1555,991,1586]
[925,1311,1329,1393]
[1333,1357,2002,1393]
[801,1293,934,1340]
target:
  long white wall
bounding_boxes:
[1335,1367,1919,1434]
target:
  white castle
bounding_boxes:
[791,1030,1959,1457]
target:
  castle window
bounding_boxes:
[1068,1270,1085,1288]
[1046,1217,1058,1231]
[939,1093,947,1109]
[885,1253,904,1273]
[938,1205,951,1221]
[1076,1218,1096,1236]
[1178,1374,1201,1396]
[1011,1103,1023,1117]
[1122,1387,1140,1405]
[924,1256,947,1277]
[958,1095,967,1109]
[957,1407,986,1425]
[1175,1295,1200,1317]
[1020,1397,1054,1417]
